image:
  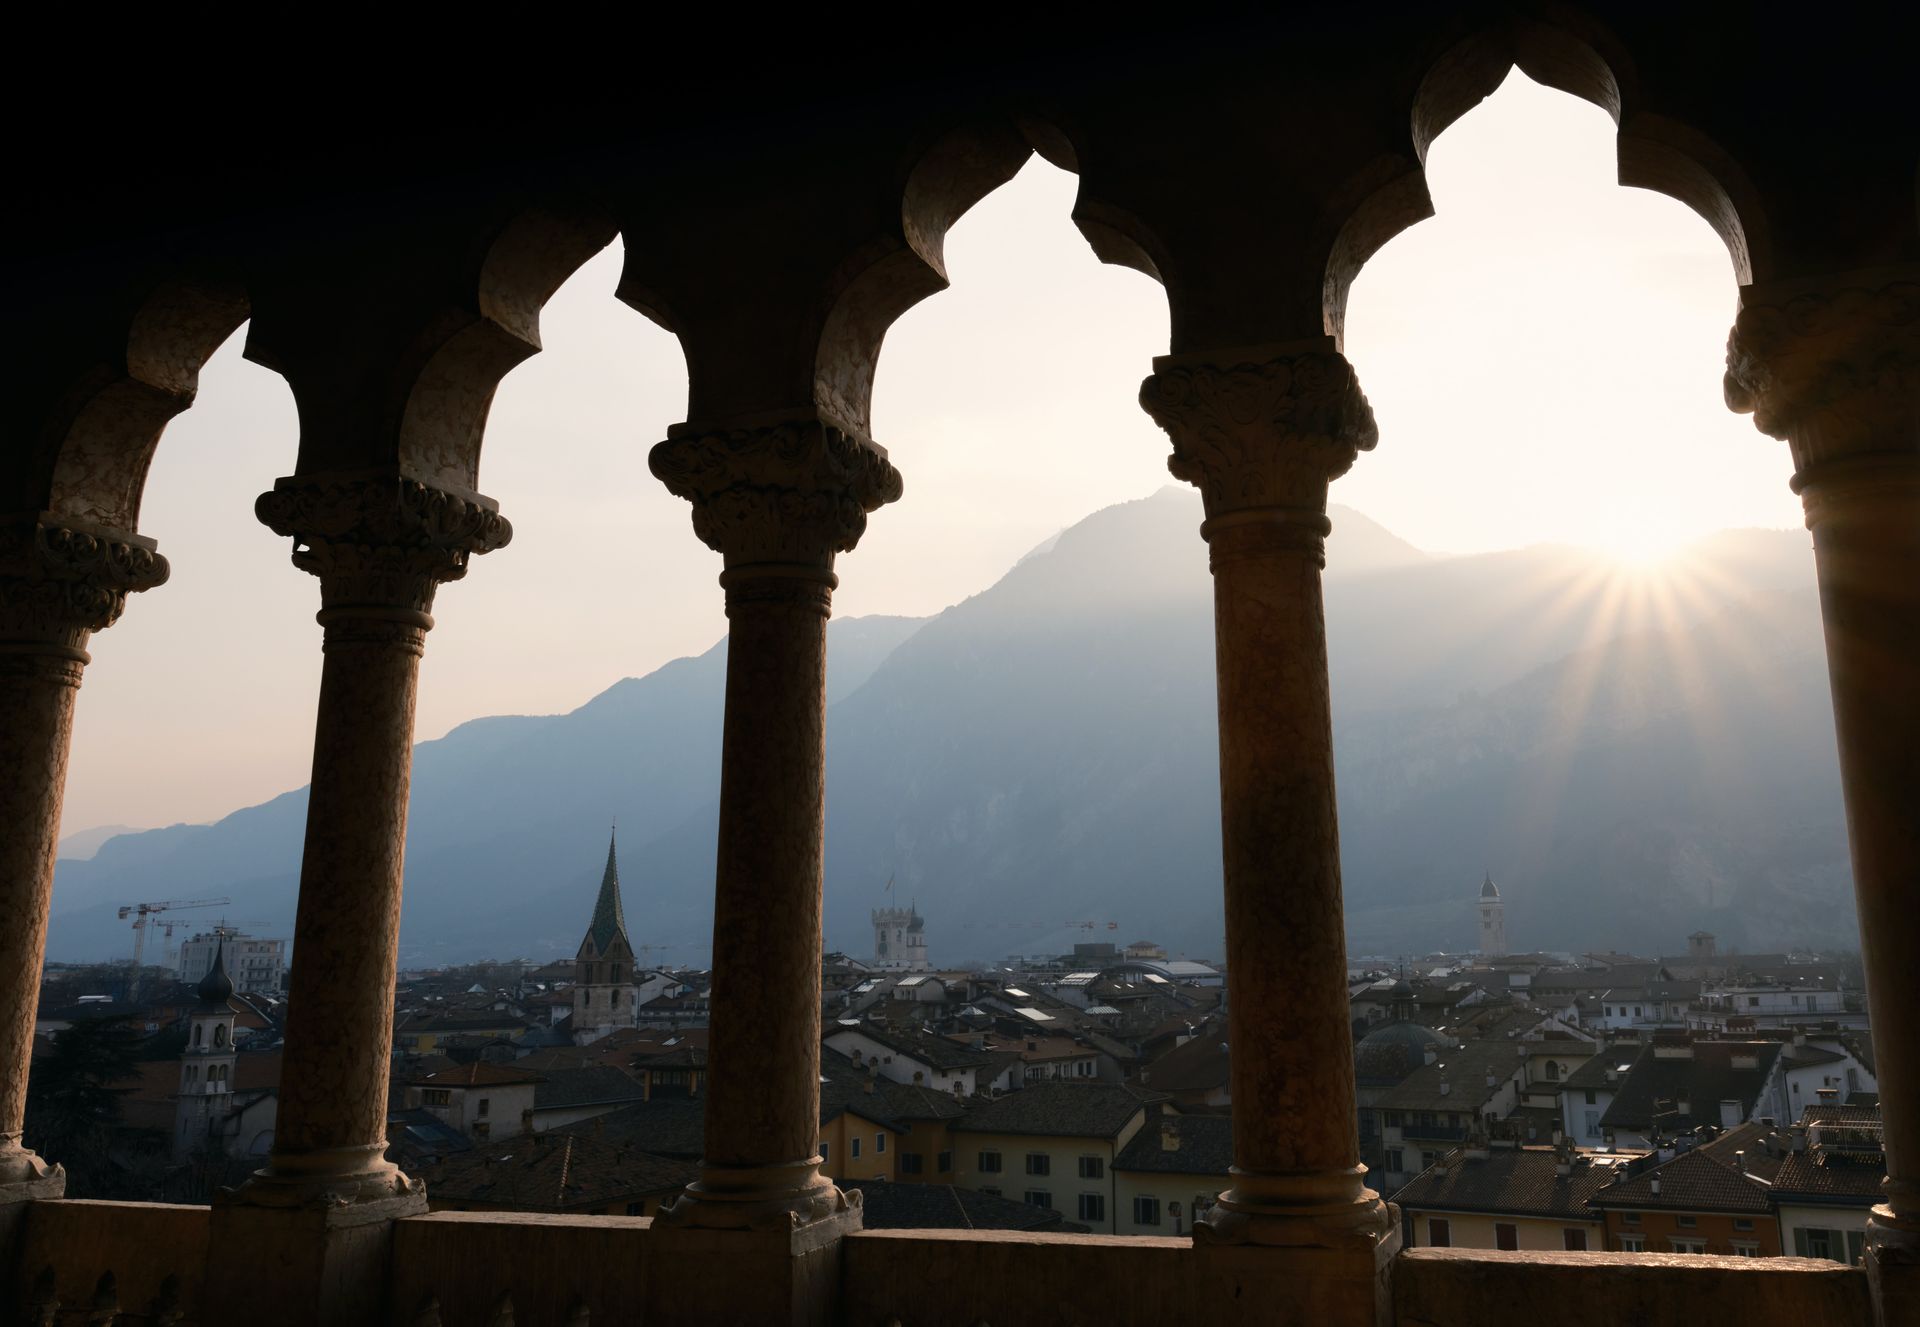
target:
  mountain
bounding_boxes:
[46,489,1847,967]
[55,824,146,862]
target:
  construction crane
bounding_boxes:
[118,898,230,1001]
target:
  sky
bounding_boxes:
[59,73,1801,836]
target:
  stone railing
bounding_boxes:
[2,1203,1876,1325]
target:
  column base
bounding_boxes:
[0,1150,66,1206]
[1195,1167,1396,1249]
[224,1144,422,1208]
[653,1157,859,1233]
[645,1201,861,1327]
[1191,1172,1398,1327]
[1866,1204,1920,1327]
[206,1182,427,1326]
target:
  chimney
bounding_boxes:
[1734,1150,1746,1175]
[1424,1048,1439,1066]
[1719,1100,1742,1128]
[1161,1121,1180,1152]
[1439,1080,1451,1097]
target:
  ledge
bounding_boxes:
[1393,1248,1872,1327]
[389,1208,654,1325]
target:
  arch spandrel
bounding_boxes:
[40,278,250,532]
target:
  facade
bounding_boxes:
[572,833,641,1043]
[1,13,1913,1327]
[176,930,286,995]
[1477,875,1507,958]
[1589,1145,1783,1256]
[1112,1113,1231,1236]
[402,1061,545,1141]
[950,1082,1162,1233]
[1395,1142,1623,1252]
[871,905,929,972]
[823,1022,989,1097]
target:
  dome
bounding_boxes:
[1355,1019,1447,1086]
[1480,874,1500,900]
[196,940,235,1007]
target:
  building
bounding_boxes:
[950,1081,1165,1234]
[1588,1136,1782,1256]
[176,930,286,996]
[871,905,929,972]
[1112,1112,1231,1236]
[1591,1039,1788,1149]
[528,1065,651,1133]
[1394,1139,1627,1251]
[401,1060,545,1141]
[173,944,238,1160]
[1477,875,1506,957]
[823,1021,991,1097]
[572,832,641,1043]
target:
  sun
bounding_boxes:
[1584,518,1696,570]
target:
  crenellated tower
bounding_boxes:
[1477,874,1507,957]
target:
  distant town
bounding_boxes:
[30,845,1875,1262]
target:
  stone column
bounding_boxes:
[1141,344,1395,1322]
[0,517,166,1207]
[1726,275,1918,1325]
[642,417,899,1325]
[207,473,507,1326]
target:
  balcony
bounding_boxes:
[7,1200,1875,1326]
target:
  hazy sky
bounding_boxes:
[61,73,1800,834]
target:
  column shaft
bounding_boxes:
[271,615,426,1176]
[1209,513,1363,1196]
[701,570,833,1191]
[0,651,83,1190]
[1800,456,1920,1228]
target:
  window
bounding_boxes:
[1428,1219,1451,1248]
[1421,1151,1438,1170]
[978,1150,1002,1174]
[1847,1230,1866,1265]
[1749,996,1762,1008]
[1384,1111,1403,1128]
[876,1134,886,1154]
[1584,1110,1601,1137]
[900,1153,924,1175]
[1622,1210,1640,1225]
[1026,1153,1050,1176]
[1563,1229,1587,1251]
[1078,1156,1104,1180]
[1024,1190,1052,1210]
[1733,1218,1754,1232]
[851,1137,861,1160]
[1584,1089,1596,1105]
[1796,1228,1838,1261]
[423,1089,452,1107]
[626,1201,646,1216]
[1078,1193,1105,1223]
[1545,1061,1560,1081]
[1618,1234,1646,1253]
[1669,1238,1706,1255]
[1676,1215,1696,1229]
[937,1151,952,1173]
[1495,1223,1518,1251]
[1385,1149,1404,1173]
[1731,1243,1760,1257]
[1134,1196,1162,1227]
[476,1098,490,1118]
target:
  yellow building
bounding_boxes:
[1113,1113,1232,1236]
[819,1104,899,1183]
[1393,1141,1626,1252]
[951,1081,1162,1233]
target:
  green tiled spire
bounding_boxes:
[589,829,630,953]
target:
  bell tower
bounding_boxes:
[1477,874,1507,957]
[573,830,640,1043]
[176,940,237,1158]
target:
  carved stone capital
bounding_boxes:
[649,418,904,567]
[1139,352,1378,520]
[255,474,511,622]
[1724,278,1920,471]
[0,515,169,657]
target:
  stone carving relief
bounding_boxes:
[255,474,512,618]
[649,418,904,565]
[1725,279,1920,468]
[0,516,168,652]
[1138,352,1378,518]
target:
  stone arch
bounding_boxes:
[45,277,251,531]
[1324,13,1768,346]
[395,205,619,494]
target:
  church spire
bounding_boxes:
[588,828,630,952]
